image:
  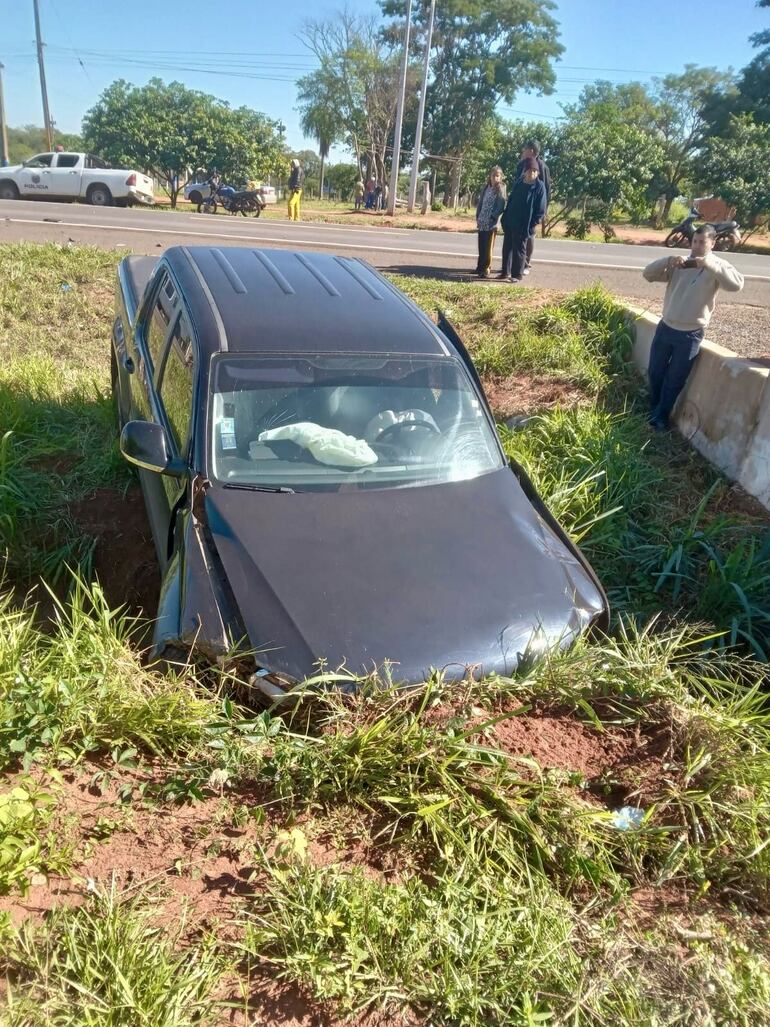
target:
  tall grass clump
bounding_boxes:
[0,581,218,771]
[0,887,225,1027]
[0,355,131,581]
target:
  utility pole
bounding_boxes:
[387,0,412,217]
[407,0,435,213]
[0,63,9,167]
[33,0,53,150]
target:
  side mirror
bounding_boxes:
[120,420,187,477]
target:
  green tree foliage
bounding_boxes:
[700,115,770,232]
[7,125,83,165]
[566,68,734,225]
[381,0,563,204]
[82,79,285,207]
[325,162,360,200]
[300,104,340,198]
[297,13,411,187]
[549,118,664,232]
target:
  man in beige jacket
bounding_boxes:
[642,225,744,430]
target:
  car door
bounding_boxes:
[154,312,196,564]
[131,270,182,563]
[49,153,82,198]
[16,153,54,197]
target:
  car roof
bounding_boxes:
[164,246,450,359]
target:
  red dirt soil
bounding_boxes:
[69,486,160,617]
[429,701,676,805]
[483,374,588,418]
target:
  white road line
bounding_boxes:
[187,212,442,239]
[4,215,770,281]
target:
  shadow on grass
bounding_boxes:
[0,379,159,620]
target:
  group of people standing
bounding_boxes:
[354,178,389,210]
[475,140,551,282]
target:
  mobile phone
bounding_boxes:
[680,258,698,268]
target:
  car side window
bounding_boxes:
[143,272,178,374]
[158,315,194,454]
[26,153,52,168]
[55,154,80,168]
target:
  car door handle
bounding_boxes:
[122,355,135,373]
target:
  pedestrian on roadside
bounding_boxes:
[374,183,383,210]
[354,179,365,210]
[365,177,376,209]
[474,165,506,279]
[287,158,304,221]
[515,140,551,274]
[642,225,744,431]
[498,158,546,284]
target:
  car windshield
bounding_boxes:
[210,354,503,491]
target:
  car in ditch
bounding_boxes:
[111,245,608,700]
[0,151,154,206]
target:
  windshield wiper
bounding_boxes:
[223,483,296,494]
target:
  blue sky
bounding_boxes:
[2,0,766,159]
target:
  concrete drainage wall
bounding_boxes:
[626,307,770,511]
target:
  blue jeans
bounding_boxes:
[648,321,703,424]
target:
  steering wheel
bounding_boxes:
[375,418,441,443]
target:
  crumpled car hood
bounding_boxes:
[203,468,606,684]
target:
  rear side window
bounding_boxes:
[55,154,80,168]
[143,272,178,372]
[158,316,194,453]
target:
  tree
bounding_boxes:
[650,66,735,223]
[739,0,770,123]
[566,68,734,226]
[547,118,664,233]
[83,79,285,206]
[324,162,359,201]
[381,0,563,205]
[300,104,340,199]
[297,12,413,188]
[7,124,83,164]
[699,115,770,236]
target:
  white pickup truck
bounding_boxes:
[0,152,155,206]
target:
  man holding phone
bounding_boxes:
[642,225,744,430]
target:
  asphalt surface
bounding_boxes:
[2,198,769,305]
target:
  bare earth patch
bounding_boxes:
[69,485,160,617]
[483,373,589,418]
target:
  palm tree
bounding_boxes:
[300,105,339,201]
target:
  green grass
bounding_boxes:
[0,581,219,773]
[1,887,225,1027]
[0,243,769,1026]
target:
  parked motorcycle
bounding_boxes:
[200,179,265,217]
[664,207,741,251]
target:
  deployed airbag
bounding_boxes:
[258,422,378,467]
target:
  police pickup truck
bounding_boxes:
[0,151,154,206]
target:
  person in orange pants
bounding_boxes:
[287,158,304,220]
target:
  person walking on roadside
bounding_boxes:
[515,140,551,274]
[498,158,546,284]
[642,224,744,431]
[354,179,365,210]
[474,165,506,278]
[287,158,304,221]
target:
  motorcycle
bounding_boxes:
[200,179,266,217]
[664,206,741,251]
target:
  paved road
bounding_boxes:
[2,198,768,305]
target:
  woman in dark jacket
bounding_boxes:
[498,158,546,283]
[474,165,506,278]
